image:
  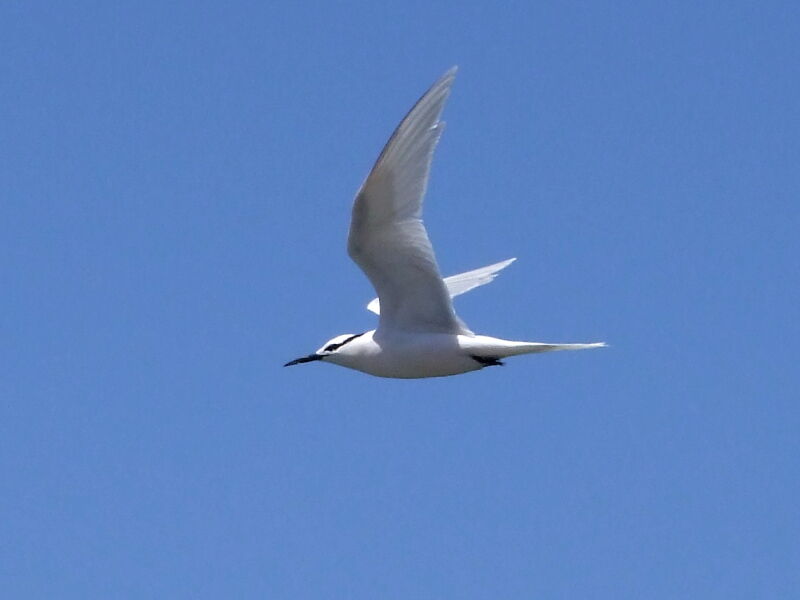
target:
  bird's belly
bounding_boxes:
[353,339,482,379]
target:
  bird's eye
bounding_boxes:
[324,343,339,353]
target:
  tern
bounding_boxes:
[285,67,605,378]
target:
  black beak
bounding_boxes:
[284,354,323,367]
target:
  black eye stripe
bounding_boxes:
[324,332,364,353]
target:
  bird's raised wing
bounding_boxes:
[348,67,468,334]
[366,258,516,315]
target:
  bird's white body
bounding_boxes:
[284,68,605,379]
[324,330,480,379]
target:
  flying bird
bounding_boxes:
[285,67,604,378]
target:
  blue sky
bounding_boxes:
[2,1,799,598]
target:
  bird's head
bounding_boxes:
[284,332,365,368]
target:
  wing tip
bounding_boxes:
[366,297,380,315]
[488,257,517,274]
[433,66,458,90]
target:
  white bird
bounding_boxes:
[285,67,605,378]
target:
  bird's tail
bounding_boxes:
[463,335,607,359]
[500,341,607,357]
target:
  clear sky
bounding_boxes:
[2,1,799,598]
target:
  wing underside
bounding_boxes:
[348,68,468,334]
